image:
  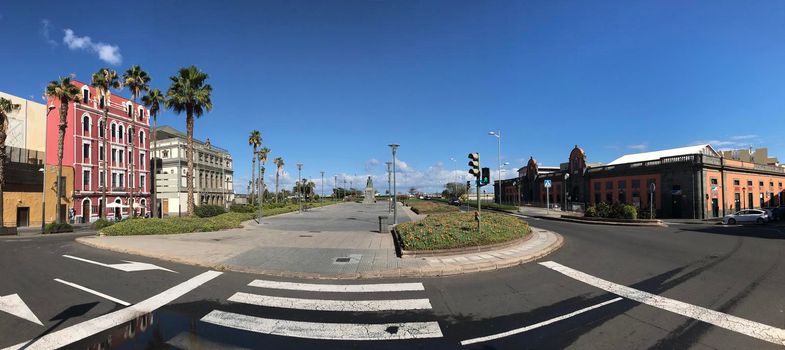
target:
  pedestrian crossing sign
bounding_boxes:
[544,180,552,188]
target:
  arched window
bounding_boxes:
[138,108,145,121]
[82,115,90,133]
[99,120,105,138]
[82,88,90,103]
[139,130,145,146]
[118,125,124,140]
[111,123,116,138]
[127,104,132,117]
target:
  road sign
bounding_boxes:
[649,182,656,193]
[544,180,552,188]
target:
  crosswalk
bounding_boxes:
[200,279,444,341]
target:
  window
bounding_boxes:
[747,180,753,186]
[162,150,169,158]
[593,182,600,191]
[780,182,783,188]
[618,180,626,190]
[119,174,124,187]
[733,180,740,186]
[139,131,145,146]
[759,181,764,187]
[118,125,124,140]
[99,96,105,109]
[111,124,116,138]
[82,89,89,103]
[112,173,117,187]
[770,182,774,187]
[83,143,90,161]
[127,128,133,144]
[127,104,132,117]
[111,149,117,162]
[140,153,145,169]
[99,171,105,187]
[99,121,105,138]
[139,108,145,121]
[83,170,90,190]
[605,181,613,190]
[710,178,718,185]
[128,150,133,165]
[83,116,90,132]
[632,180,640,189]
[99,145,104,161]
[119,150,123,163]
[140,175,146,192]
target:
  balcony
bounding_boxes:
[112,186,126,192]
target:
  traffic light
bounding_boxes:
[466,180,471,191]
[480,167,490,186]
[468,153,480,179]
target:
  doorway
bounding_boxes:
[16,207,30,227]
[81,199,90,224]
[734,193,741,212]
[747,192,753,209]
[711,199,719,218]
[671,195,683,218]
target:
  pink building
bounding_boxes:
[46,80,151,222]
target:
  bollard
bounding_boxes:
[379,215,389,233]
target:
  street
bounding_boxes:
[1,217,785,349]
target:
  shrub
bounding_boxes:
[45,222,74,234]
[586,202,638,219]
[396,212,530,250]
[639,209,656,220]
[229,204,256,213]
[596,202,611,218]
[585,205,598,217]
[621,205,638,220]
[93,218,114,230]
[194,205,226,218]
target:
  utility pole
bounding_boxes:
[389,144,399,224]
[334,175,337,201]
[297,163,303,213]
[386,161,392,213]
[488,130,501,205]
[320,171,324,203]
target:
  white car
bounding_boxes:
[722,209,768,225]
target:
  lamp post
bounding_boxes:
[450,157,457,199]
[41,104,56,231]
[388,144,399,224]
[564,173,570,211]
[488,130,501,205]
[334,175,337,200]
[320,171,324,203]
[296,163,303,213]
[385,161,392,213]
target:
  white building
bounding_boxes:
[152,126,234,216]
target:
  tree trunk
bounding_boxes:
[0,119,6,229]
[151,114,157,218]
[186,109,195,216]
[250,147,257,205]
[101,105,109,219]
[56,102,67,224]
[275,170,279,203]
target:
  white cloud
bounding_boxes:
[364,158,380,173]
[627,143,648,151]
[730,134,758,141]
[40,19,57,46]
[63,29,122,65]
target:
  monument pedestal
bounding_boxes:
[363,187,375,204]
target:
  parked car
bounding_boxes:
[449,198,461,206]
[761,208,775,222]
[763,207,784,221]
[722,209,769,225]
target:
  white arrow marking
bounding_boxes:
[0,294,42,326]
[63,255,176,273]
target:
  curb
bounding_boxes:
[75,229,564,280]
[395,232,532,258]
[517,213,667,227]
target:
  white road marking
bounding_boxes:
[200,310,443,340]
[228,292,432,311]
[460,297,623,345]
[3,270,222,350]
[0,294,42,326]
[54,278,131,306]
[62,254,176,273]
[248,279,425,292]
[539,261,785,346]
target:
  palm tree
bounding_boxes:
[273,157,283,202]
[0,97,21,230]
[122,65,150,218]
[257,147,270,202]
[45,77,81,224]
[91,68,121,219]
[142,88,164,218]
[166,66,213,216]
[247,130,261,204]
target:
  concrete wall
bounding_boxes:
[3,165,74,227]
[0,91,46,152]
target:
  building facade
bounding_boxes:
[45,81,151,223]
[152,126,234,216]
[496,145,785,219]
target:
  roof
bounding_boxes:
[608,144,719,165]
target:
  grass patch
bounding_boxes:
[396,211,529,250]
[408,199,459,214]
[101,200,341,236]
[479,202,519,212]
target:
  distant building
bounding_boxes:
[721,147,779,166]
[497,144,785,219]
[152,126,234,216]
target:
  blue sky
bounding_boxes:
[1,0,784,193]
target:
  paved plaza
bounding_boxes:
[78,202,559,278]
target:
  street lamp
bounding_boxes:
[450,157,457,199]
[388,144,399,224]
[334,175,337,201]
[385,161,392,213]
[488,130,501,205]
[564,173,570,211]
[297,163,303,213]
[320,171,324,203]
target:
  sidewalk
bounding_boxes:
[76,202,562,279]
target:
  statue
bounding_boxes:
[363,176,375,204]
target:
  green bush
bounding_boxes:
[585,202,638,219]
[45,222,74,234]
[621,205,637,220]
[596,202,611,218]
[639,209,656,220]
[229,204,256,213]
[585,205,598,217]
[194,205,226,218]
[101,212,256,236]
[396,212,530,250]
[93,218,114,230]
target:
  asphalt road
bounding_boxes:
[1,216,784,349]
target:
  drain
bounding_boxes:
[347,217,357,220]
[299,235,312,238]
[335,257,351,263]
[309,230,321,233]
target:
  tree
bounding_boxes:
[0,97,21,231]
[257,147,270,205]
[142,88,165,218]
[443,182,468,199]
[122,65,150,217]
[247,130,261,204]
[166,66,213,216]
[408,187,417,196]
[91,68,121,219]
[45,77,81,224]
[273,157,284,202]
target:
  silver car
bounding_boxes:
[722,209,768,225]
